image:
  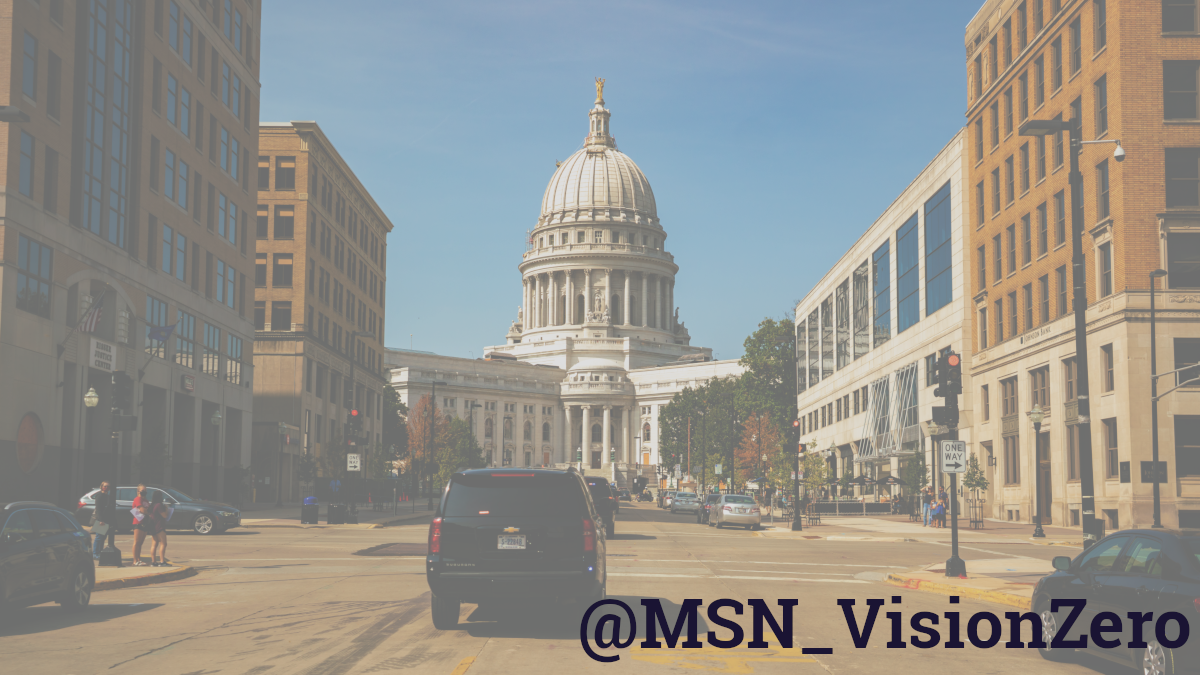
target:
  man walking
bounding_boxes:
[92,481,117,559]
[921,487,933,527]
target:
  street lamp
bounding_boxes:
[1150,268,1169,528]
[427,380,447,511]
[211,408,222,500]
[791,420,802,531]
[1019,118,1121,549]
[1027,404,1046,538]
[84,387,100,409]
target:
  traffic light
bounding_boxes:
[346,409,363,441]
[945,352,963,396]
[112,372,134,412]
[932,351,962,428]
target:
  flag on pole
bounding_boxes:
[147,323,177,342]
[79,301,103,333]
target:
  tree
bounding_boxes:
[382,385,408,469]
[432,418,487,490]
[962,454,990,496]
[406,395,447,495]
[801,453,828,497]
[902,452,929,493]
[737,317,798,438]
[297,454,318,486]
[735,412,780,491]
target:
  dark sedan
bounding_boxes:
[1034,529,1200,674]
[76,486,240,535]
[1,502,94,615]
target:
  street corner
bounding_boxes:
[94,564,198,591]
[883,571,1032,611]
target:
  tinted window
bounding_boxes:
[1122,538,1163,577]
[1078,536,1129,574]
[164,488,193,502]
[1,510,34,543]
[444,475,584,518]
[675,493,697,499]
[116,488,137,501]
[31,509,66,537]
[706,495,721,503]
[55,512,81,533]
[723,496,755,504]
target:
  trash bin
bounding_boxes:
[300,502,319,524]
[327,503,346,525]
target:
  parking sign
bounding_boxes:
[940,440,967,473]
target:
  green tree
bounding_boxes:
[737,316,798,438]
[382,385,408,469]
[297,454,318,486]
[902,452,929,492]
[962,454,990,495]
[432,417,487,490]
[406,395,446,496]
[801,453,828,496]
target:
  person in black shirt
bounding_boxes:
[91,481,117,558]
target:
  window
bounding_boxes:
[993,234,1002,282]
[1018,3,1028,49]
[1095,0,1107,49]
[982,384,991,421]
[176,310,195,368]
[1022,214,1032,265]
[1051,38,1062,91]
[273,254,293,287]
[973,56,983,101]
[276,157,295,190]
[164,149,175,201]
[1054,190,1066,245]
[1064,357,1078,402]
[1019,72,1029,121]
[1167,148,1200,207]
[989,38,998,83]
[1053,114,1064,168]
[227,334,242,384]
[1099,242,1113,297]
[162,224,174,275]
[1033,0,1044,31]
[1169,233,1200,287]
[1036,203,1048,255]
[1004,436,1021,485]
[1005,155,1015,203]
[995,297,1005,342]
[1034,56,1045,107]
[1098,343,1115,392]
[896,213,919,333]
[977,246,987,291]
[1039,274,1050,323]
[180,87,191,137]
[1070,19,1081,74]
[177,159,189,209]
[1024,283,1034,329]
[1020,143,1030,192]
[1095,76,1108,136]
[925,354,937,388]
[175,231,187,282]
[1004,88,1014,136]
[1165,0,1198,32]
[274,206,294,239]
[976,182,985,225]
[1178,416,1200,477]
[19,132,34,198]
[167,74,177,126]
[231,137,240,181]
[1007,224,1017,274]
[1165,62,1200,119]
[1031,367,1049,409]
[980,307,989,349]
[992,168,1001,215]
[220,126,229,173]
[1009,291,1018,337]
[47,51,60,119]
[22,32,37,101]
[991,102,1000,148]
[1003,20,1013,66]
[1103,418,1118,478]
[145,295,168,359]
[181,12,192,66]
[216,259,234,308]
[16,235,52,318]
[1176,338,1200,386]
[872,240,890,346]
[256,205,268,238]
[1002,377,1019,416]
[1036,135,1046,181]
[925,182,953,315]
[1057,265,1069,315]
[975,118,984,162]
[1067,424,1080,479]
[255,253,266,286]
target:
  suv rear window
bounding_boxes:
[444,473,585,518]
[724,496,755,504]
[675,493,697,499]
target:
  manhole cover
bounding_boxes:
[355,543,428,557]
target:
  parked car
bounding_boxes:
[76,485,240,535]
[618,490,632,502]
[1034,529,1200,673]
[697,494,722,524]
[708,494,761,530]
[425,468,606,629]
[1,502,94,615]
[585,478,618,536]
[670,492,702,515]
[660,491,677,509]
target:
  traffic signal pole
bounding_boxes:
[791,419,802,532]
[934,352,966,578]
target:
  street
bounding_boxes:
[0,503,1128,675]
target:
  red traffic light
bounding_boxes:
[351,409,359,416]
[947,354,960,367]
[792,419,800,427]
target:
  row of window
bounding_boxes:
[305,304,381,372]
[799,385,869,436]
[156,0,256,77]
[147,217,243,311]
[535,229,661,250]
[304,358,381,417]
[16,132,59,218]
[308,259,381,330]
[482,418,553,443]
[307,160,386,269]
[796,182,953,393]
[257,156,296,191]
[999,417,1122,486]
[143,294,245,384]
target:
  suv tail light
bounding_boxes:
[582,517,596,552]
[429,517,443,554]
[723,505,733,512]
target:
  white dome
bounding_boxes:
[537,100,657,227]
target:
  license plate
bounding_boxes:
[736,508,747,514]
[498,535,527,550]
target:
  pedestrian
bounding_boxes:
[148,491,171,567]
[931,497,945,528]
[131,484,150,566]
[91,480,117,559]
[921,487,933,527]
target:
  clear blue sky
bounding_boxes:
[259,0,978,362]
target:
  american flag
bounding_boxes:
[79,300,103,333]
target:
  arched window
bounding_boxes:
[523,420,532,441]
[642,423,651,441]
[591,423,602,443]
[484,418,493,439]
[503,418,513,441]
[542,422,551,442]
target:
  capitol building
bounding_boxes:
[386,82,742,485]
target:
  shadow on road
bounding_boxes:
[608,533,656,540]
[458,595,706,641]
[0,602,162,637]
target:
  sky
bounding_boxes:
[259,0,980,362]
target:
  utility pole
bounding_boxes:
[933,351,965,577]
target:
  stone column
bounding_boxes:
[522,278,529,328]
[668,279,674,332]
[641,274,649,327]
[564,404,574,463]
[549,272,557,326]
[621,406,630,463]
[581,405,592,464]
[623,271,632,326]
[534,275,542,328]
[655,275,662,329]
[584,269,593,321]
[566,271,574,325]
[604,268,612,322]
[602,405,612,464]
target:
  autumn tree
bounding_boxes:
[406,395,448,495]
[735,412,781,490]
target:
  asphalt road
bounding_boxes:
[0,503,1130,675]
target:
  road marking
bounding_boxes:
[919,542,1033,559]
[627,639,817,673]
[449,656,475,675]
[711,569,855,576]
[606,573,866,583]
[611,558,906,568]
[183,557,424,562]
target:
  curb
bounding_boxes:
[884,573,1031,611]
[240,512,432,529]
[95,565,197,591]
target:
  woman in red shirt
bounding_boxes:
[131,484,149,566]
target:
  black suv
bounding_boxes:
[426,468,607,630]
[1,502,94,615]
[585,478,618,537]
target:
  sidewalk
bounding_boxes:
[884,558,1054,611]
[238,501,435,529]
[95,560,197,591]
[757,513,1083,546]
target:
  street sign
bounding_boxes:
[674,466,682,478]
[714,464,722,475]
[940,440,967,473]
[347,453,361,472]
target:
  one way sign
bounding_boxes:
[940,440,967,473]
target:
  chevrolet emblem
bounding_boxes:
[503,527,520,533]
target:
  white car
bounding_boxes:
[709,495,762,530]
[670,492,701,515]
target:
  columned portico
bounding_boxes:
[602,405,612,463]
[580,405,592,465]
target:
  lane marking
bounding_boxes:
[606,573,866,583]
[450,656,475,675]
[609,558,906,568]
[919,542,1033,559]
[183,557,424,562]
[711,569,855,576]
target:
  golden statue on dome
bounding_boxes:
[595,77,605,102]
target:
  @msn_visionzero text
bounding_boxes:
[578,596,1192,663]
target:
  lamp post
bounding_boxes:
[1150,268,1168,528]
[427,380,447,511]
[83,387,102,486]
[1020,119,1123,549]
[276,422,288,507]
[791,420,802,531]
[1027,404,1046,538]
[210,408,222,500]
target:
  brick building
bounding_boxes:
[965,0,1200,528]
[0,0,261,505]
[251,121,393,502]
